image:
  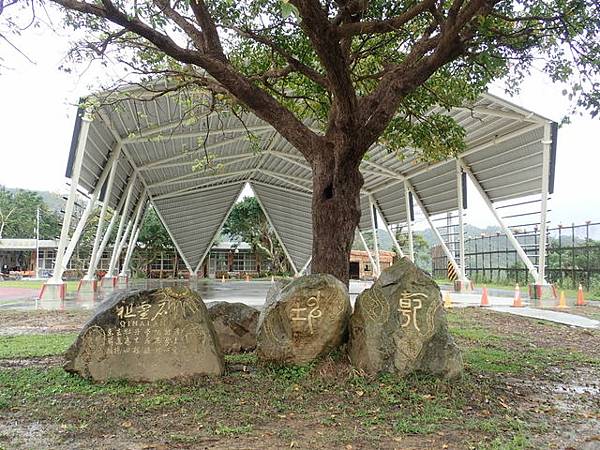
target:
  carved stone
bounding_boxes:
[64,287,224,381]
[348,257,463,379]
[207,302,259,353]
[256,275,351,365]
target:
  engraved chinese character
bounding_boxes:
[291,291,323,334]
[398,292,426,332]
[137,302,151,320]
[151,301,169,321]
[116,303,136,319]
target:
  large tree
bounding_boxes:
[3,0,598,283]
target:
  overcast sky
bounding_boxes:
[0,19,598,230]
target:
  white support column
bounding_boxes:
[194,184,247,275]
[358,230,378,275]
[46,112,92,290]
[299,256,312,276]
[369,197,381,276]
[456,160,469,283]
[84,147,121,280]
[536,123,552,285]
[370,195,404,258]
[151,202,195,274]
[404,182,415,261]
[63,145,122,270]
[106,172,138,280]
[61,197,95,271]
[459,160,541,281]
[119,196,147,277]
[406,181,463,278]
[454,161,471,292]
[113,193,145,276]
[250,183,299,275]
[121,224,142,278]
[91,184,131,279]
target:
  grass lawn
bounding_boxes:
[0,308,599,449]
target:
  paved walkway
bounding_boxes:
[490,306,600,329]
[441,290,600,329]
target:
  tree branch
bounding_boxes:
[338,0,436,37]
[233,26,331,89]
[289,0,359,132]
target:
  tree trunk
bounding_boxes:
[310,145,364,285]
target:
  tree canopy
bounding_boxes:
[0,187,61,240]
[222,196,289,274]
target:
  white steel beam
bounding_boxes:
[299,256,312,276]
[370,194,404,258]
[148,169,250,188]
[536,123,552,284]
[150,200,195,273]
[122,111,216,144]
[404,182,414,261]
[193,184,246,274]
[61,144,124,269]
[126,124,273,144]
[459,160,541,281]
[84,146,122,279]
[358,230,378,274]
[90,175,134,275]
[455,160,469,282]
[120,197,147,277]
[141,151,257,172]
[369,196,381,276]
[114,192,145,276]
[407,181,462,278]
[138,131,271,169]
[50,112,92,282]
[250,182,299,275]
[153,178,247,201]
[107,172,138,277]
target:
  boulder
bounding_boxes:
[257,275,351,365]
[348,257,462,379]
[207,302,260,353]
[64,287,224,381]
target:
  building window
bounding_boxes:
[364,263,371,272]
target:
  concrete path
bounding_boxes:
[441,289,600,329]
[490,306,600,329]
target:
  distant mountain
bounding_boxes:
[3,187,64,213]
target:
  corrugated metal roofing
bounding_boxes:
[66,85,556,273]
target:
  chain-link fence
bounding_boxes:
[431,221,600,290]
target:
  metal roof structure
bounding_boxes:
[51,85,557,288]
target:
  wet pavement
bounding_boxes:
[0,278,598,329]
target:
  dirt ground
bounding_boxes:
[0,307,599,450]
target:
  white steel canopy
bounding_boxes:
[64,84,557,277]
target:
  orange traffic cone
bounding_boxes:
[443,292,453,309]
[480,286,490,307]
[511,283,523,307]
[558,291,568,309]
[576,284,586,306]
